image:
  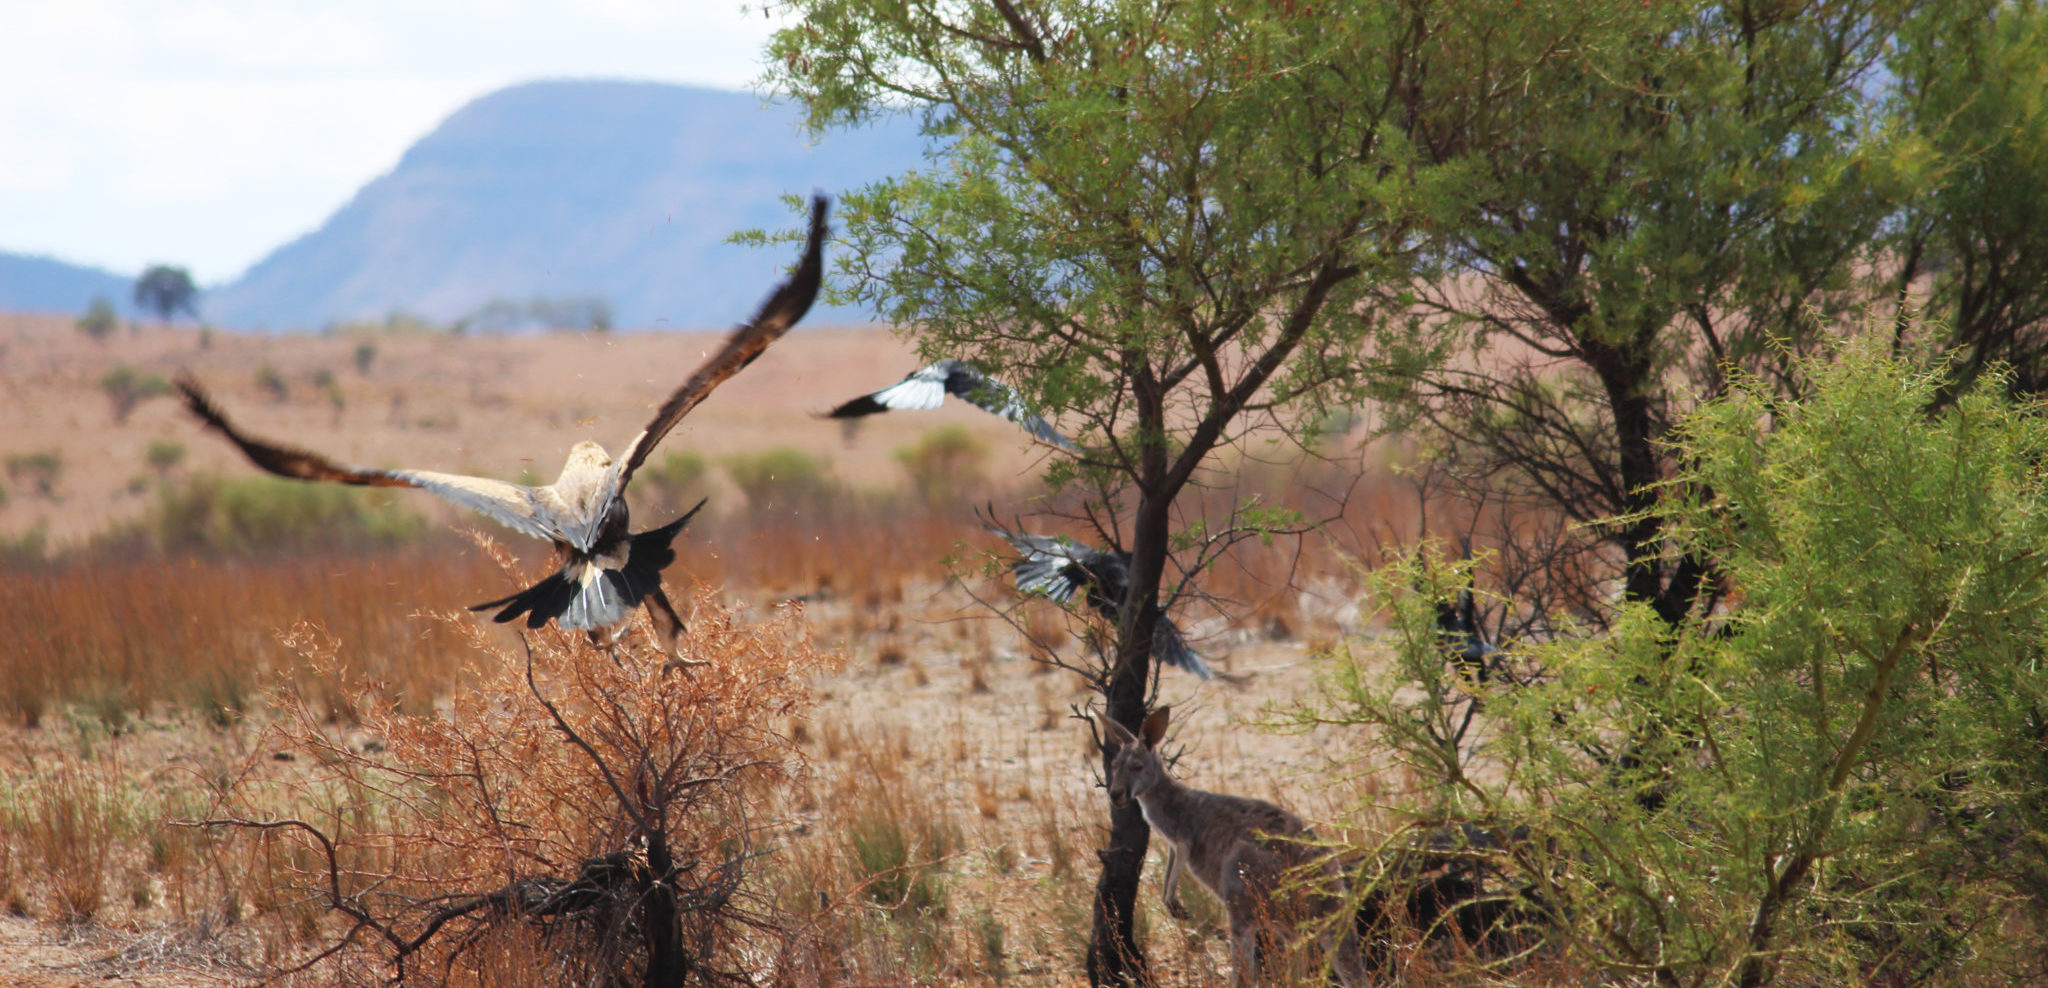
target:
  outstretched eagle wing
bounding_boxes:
[175,375,572,543]
[597,194,829,540]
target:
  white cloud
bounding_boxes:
[0,0,790,283]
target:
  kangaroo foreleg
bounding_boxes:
[1162,843,1190,920]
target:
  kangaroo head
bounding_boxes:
[1099,706,1172,806]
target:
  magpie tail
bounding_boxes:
[1154,618,1212,680]
[470,500,706,633]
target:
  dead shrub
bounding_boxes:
[196,573,836,987]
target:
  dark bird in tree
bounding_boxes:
[989,524,1212,679]
[827,358,1076,448]
[134,265,199,324]
[1436,587,1500,682]
[174,196,830,651]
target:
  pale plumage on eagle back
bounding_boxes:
[173,195,832,658]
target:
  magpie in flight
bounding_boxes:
[987,524,1212,679]
[175,196,831,652]
[827,359,1076,449]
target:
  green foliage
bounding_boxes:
[132,264,197,323]
[74,296,119,342]
[4,451,62,498]
[765,0,1518,457]
[723,447,835,510]
[352,341,377,374]
[133,474,426,556]
[98,366,170,424]
[1888,0,2048,401]
[1305,341,2048,985]
[847,800,953,917]
[1366,0,2048,629]
[144,440,185,477]
[894,426,987,503]
[638,450,708,514]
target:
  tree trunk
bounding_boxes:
[641,831,691,987]
[1086,487,1174,986]
[1581,331,1706,625]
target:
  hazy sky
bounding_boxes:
[0,0,789,284]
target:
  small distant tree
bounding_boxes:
[4,451,63,499]
[722,447,835,512]
[312,369,345,425]
[254,365,288,402]
[353,341,377,374]
[144,440,185,480]
[75,296,119,342]
[133,265,198,325]
[895,426,988,505]
[99,366,171,424]
[639,450,708,515]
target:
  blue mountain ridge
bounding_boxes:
[202,80,925,331]
[0,252,134,317]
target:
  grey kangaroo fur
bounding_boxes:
[1100,707,1367,986]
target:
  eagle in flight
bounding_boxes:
[175,195,831,652]
[827,359,1076,449]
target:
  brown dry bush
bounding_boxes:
[200,567,837,987]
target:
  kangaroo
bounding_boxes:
[1100,707,1366,986]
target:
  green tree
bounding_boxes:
[1885,0,2048,405]
[639,450,708,515]
[4,451,63,499]
[75,296,119,342]
[144,440,186,479]
[133,264,198,324]
[722,447,834,511]
[766,0,1609,977]
[99,366,171,424]
[1308,340,2048,986]
[1378,0,1956,634]
[895,426,987,505]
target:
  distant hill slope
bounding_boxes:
[206,80,924,332]
[0,251,132,317]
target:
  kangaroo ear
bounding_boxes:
[1139,706,1170,749]
[1097,714,1138,750]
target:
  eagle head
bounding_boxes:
[558,441,614,484]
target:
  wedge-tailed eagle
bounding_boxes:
[175,195,830,651]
